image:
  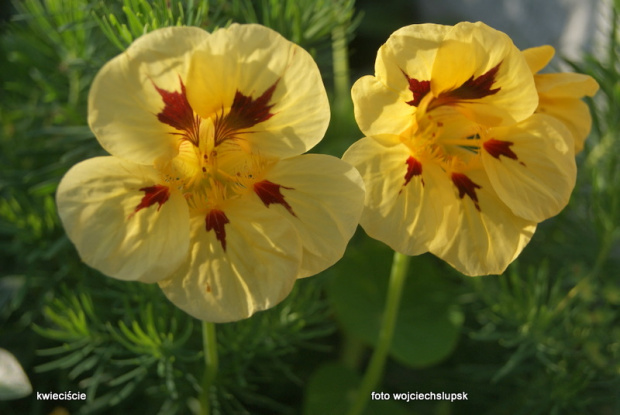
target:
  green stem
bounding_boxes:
[346,251,411,415]
[199,321,218,415]
[331,22,351,112]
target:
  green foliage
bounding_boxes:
[29,284,199,414]
[215,0,360,52]
[327,236,463,368]
[6,0,108,117]
[465,264,620,414]
[33,280,329,415]
[95,0,215,51]
[4,274,333,414]
[94,0,360,70]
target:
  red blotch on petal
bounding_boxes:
[400,156,424,194]
[431,62,502,110]
[131,185,170,218]
[205,209,230,251]
[483,138,520,162]
[402,70,431,107]
[454,63,502,99]
[451,173,482,211]
[153,77,200,145]
[136,185,170,211]
[254,180,296,217]
[215,80,279,144]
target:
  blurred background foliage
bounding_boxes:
[0,0,618,414]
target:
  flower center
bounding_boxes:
[400,64,503,173]
[152,77,280,215]
[404,103,483,173]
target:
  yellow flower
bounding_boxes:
[343,22,585,276]
[57,24,365,322]
[522,45,599,153]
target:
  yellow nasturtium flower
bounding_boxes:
[57,24,365,322]
[343,22,598,276]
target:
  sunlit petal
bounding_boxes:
[535,72,600,97]
[539,97,593,153]
[482,114,576,222]
[56,157,190,283]
[158,199,302,322]
[375,23,450,93]
[351,76,414,138]
[186,24,329,159]
[431,22,538,126]
[343,137,454,255]
[89,26,209,165]
[429,169,537,276]
[260,154,365,278]
[522,45,555,73]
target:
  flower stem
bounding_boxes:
[200,321,218,415]
[346,251,411,415]
[331,22,351,112]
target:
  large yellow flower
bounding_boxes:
[343,22,590,276]
[57,24,365,322]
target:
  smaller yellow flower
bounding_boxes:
[522,45,599,153]
[57,24,365,322]
[344,22,591,276]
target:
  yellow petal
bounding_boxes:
[431,22,538,125]
[522,45,555,73]
[186,23,329,159]
[482,114,576,222]
[539,97,592,153]
[158,198,302,322]
[351,76,414,138]
[259,154,365,278]
[535,72,599,97]
[342,137,454,255]
[56,157,190,283]
[89,26,210,165]
[534,72,598,153]
[375,23,450,93]
[429,169,537,276]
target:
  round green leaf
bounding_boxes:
[327,237,463,367]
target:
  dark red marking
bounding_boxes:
[214,80,279,144]
[483,139,519,161]
[132,185,170,216]
[430,62,502,110]
[403,156,424,188]
[153,77,200,145]
[452,62,502,100]
[402,70,431,107]
[451,173,482,211]
[205,209,230,251]
[254,180,296,216]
